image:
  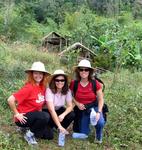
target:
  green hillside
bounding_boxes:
[0,1,142,149]
[0,42,142,150]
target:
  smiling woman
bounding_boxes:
[44,69,75,144]
[70,59,105,143]
[7,61,53,145]
[33,71,44,84]
[54,75,66,90]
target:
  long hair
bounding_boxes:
[95,76,105,92]
[49,75,69,95]
[74,67,94,81]
[25,71,48,87]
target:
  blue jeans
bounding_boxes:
[73,106,105,141]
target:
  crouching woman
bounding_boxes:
[70,59,105,143]
[45,69,75,136]
[7,62,53,145]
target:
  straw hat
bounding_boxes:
[25,61,50,75]
[49,69,69,81]
[74,59,94,70]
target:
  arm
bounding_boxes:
[97,89,104,113]
[47,101,68,133]
[96,89,104,122]
[8,95,19,115]
[70,80,86,110]
[7,95,27,124]
[58,101,73,122]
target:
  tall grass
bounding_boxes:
[103,70,142,149]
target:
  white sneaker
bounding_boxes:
[24,130,37,145]
[94,139,102,144]
[72,132,88,139]
[26,130,34,137]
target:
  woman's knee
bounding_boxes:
[42,112,51,123]
[36,112,50,124]
[96,118,105,128]
[70,111,76,119]
[43,112,50,119]
[66,111,75,120]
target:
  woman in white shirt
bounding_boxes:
[45,69,75,135]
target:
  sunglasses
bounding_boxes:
[54,79,65,82]
[79,68,90,72]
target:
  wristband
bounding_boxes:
[97,111,101,114]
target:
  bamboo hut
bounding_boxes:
[42,31,68,52]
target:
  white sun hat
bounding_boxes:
[49,69,69,81]
[76,59,94,70]
[25,61,50,75]
[52,69,67,76]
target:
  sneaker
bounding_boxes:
[94,139,102,144]
[72,132,88,139]
[24,130,37,145]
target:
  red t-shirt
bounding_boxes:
[70,80,101,104]
[13,83,46,114]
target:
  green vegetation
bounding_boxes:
[0,0,142,149]
[0,1,142,70]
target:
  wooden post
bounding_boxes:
[60,38,62,51]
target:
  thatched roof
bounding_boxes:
[95,67,111,74]
[42,31,68,46]
[42,31,66,41]
[59,42,97,56]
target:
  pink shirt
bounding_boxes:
[45,88,72,109]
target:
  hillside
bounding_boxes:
[0,42,142,150]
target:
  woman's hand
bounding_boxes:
[95,112,101,123]
[7,95,28,124]
[14,113,27,124]
[58,114,65,122]
[58,125,69,134]
[76,102,86,110]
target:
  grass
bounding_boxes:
[0,42,142,150]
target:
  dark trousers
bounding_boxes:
[43,107,75,129]
[15,111,53,140]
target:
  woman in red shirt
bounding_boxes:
[70,59,105,143]
[7,61,53,145]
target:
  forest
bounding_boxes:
[0,0,142,150]
[0,0,142,70]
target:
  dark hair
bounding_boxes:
[95,76,105,92]
[74,67,94,81]
[49,75,69,95]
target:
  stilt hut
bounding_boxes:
[42,31,68,52]
[59,42,97,62]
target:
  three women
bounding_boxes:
[8,59,105,145]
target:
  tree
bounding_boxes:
[3,0,15,34]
